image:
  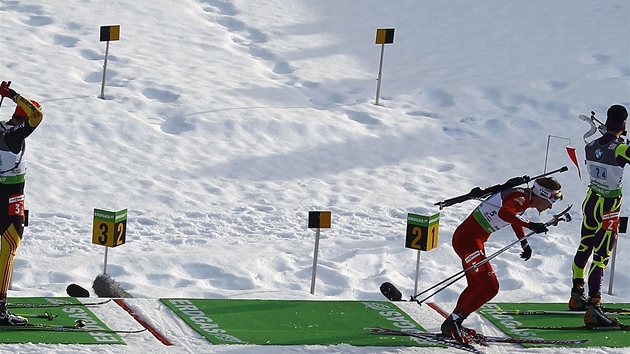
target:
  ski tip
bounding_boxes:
[66,284,90,298]
[379,282,403,301]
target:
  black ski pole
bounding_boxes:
[410,205,572,304]
[412,229,537,304]
[410,230,536,303]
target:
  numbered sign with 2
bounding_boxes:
[405,213,440,251]
[92,209,127,247]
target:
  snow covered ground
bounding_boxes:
[0,0,629,353]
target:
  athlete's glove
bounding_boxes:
[0,81,16,100]
[520,240,532,261]
[528,222,548,234]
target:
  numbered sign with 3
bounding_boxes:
[92,209,127,247]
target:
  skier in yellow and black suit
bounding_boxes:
[570,104,629,327]
[0,81,43,325]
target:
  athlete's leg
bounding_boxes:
[451,218,498,316]
[586,196,621,297]
[0,223,22,300]
[573,190,599,280]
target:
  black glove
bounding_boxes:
[520,240,532,261]
[529,222,548,234]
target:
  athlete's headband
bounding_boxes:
[532,181,562,205]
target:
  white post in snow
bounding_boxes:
[375,43,385,105]
[373,28,395,106]
[103,246,109,274]
[99,41,111,100]
[308,211,331,295]
[607,217,626,295]
[413,249,422,296]
[98,25,120,99]
[607,242,617,295]
[310,228,321,295]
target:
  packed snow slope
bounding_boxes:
[0,0,629,353]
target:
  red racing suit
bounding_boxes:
[450,187,533,316]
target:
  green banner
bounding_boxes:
[0,297,124,344]
[480,302,630,348]
[162,299,433,347]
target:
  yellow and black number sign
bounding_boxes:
[375,28,395,44]
[308,211,331,229]
[100,25,120,42]
[92,208,127,247]
[405,213,439,251]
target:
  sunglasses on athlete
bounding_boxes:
[533,182,563,204]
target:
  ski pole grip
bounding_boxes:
[0,81,10,106]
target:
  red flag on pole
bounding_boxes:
[565,146,581,179]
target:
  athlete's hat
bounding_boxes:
[605,104,628,131]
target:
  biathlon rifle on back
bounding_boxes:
[434,166,568,210]
[579,110,628,144]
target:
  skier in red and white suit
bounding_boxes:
[441,177,563,343]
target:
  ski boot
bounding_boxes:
[584,296,621,327]
[0,301,27,326]
[569,279,588,311]
[440,313,473,343]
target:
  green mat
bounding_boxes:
[0,297,124,344]
[162,299,432,346]
[480,303,630,348]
